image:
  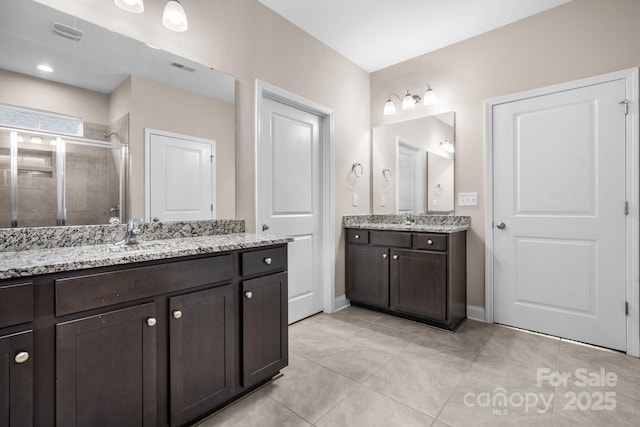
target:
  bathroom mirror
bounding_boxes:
[0,0,235,228]
[372,112,455,214]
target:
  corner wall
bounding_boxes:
[370,0,640,307]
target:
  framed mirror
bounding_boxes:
[0,0,235,228]
[372,112,455,214]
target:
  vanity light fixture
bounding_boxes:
[440,138,455,154]
[383,84,437,115]
[113,0,144,14]
[163,0,189,32]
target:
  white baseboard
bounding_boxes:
[467,305,487,322]
[333,295,350,312]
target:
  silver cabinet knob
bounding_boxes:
[262,224,270,231]
[245,291,253,299]
[172,310,183,319]
[392,255,398,260]
[427,239,433,245]
[146,317,157,327]
[264,257,272,265]
[354,234,360,239]
[15,351,29,364]
[382,253,388,259]
[152,217,160,223]
[496,221,506,230]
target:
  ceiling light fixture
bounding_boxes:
[163,0,189,32]
[383,84,437,115]
[113,0,144,14]
[37,64,54,73]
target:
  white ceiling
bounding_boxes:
[258,0,571,72]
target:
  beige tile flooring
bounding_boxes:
[196,306,640,426]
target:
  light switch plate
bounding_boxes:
[352,194,358,207]
[458,192,478,206]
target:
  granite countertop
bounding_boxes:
[343,214,470,233]
[0,233,293,280]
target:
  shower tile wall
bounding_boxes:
[65,143,119,226]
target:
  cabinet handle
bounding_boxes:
[382,253,388,259]
[392,255,398,260]
[172,310,183,319]
[146,317,157,327]
[14,351,29,364]
[264,257,272,265]
[245,291,253,299]
[427,239,433,245]
[354,234,360,239]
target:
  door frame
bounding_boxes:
[484,68,640,357]
[255,80,337,314]
[396,136,425,214]
[144,128,216,222]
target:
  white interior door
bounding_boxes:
[258,96,323,324]
[145,129,215,223]
[397,139,424,214]
[492,78,628,350]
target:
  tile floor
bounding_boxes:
[196,306,640,426]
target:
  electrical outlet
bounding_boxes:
[458,192,478,206]
[380,195,385,207]
[352,194,358,207]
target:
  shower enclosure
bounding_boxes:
[0,126,125,228]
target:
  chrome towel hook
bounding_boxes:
[351,162,363,178]
[382,168,391,182]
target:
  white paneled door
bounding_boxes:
[259,96,323,324]
[492,78,628,350]
[145,129,215,223]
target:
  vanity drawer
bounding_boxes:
[347,229,369,244]
[369,231,412,248]
[413,234,448,251]
[0,282,33,328]
[241,246,287,277]
[55,255,233,316]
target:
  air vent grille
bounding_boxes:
[170,62,196,72]
[51,22,84,42]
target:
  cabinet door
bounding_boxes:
[242,272,288,388]
[346,245,390,308]
[56,303,157,427]
[0,330,33,427]
[390,249,447,321]
[169,286,234,427]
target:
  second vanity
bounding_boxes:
[0,220,290,427]
[344,215,469,331]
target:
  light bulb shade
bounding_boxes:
[402,92,415,110]
[383,99,396,115]
[163,0,188,32]
[422,88,438,105]
[114,0,144,13]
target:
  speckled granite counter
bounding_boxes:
[343,214,470,233]
[0,233,293,280]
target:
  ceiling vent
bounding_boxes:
[51,22,84,42]
[170,62,196,72]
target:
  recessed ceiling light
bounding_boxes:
[37,64,54,73]
[145,43,161,50]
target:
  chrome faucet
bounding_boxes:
[120,218,142,245]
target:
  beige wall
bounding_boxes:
[371,0,640,307]
[37,0,372,298]
[128,76,236,220]
[0,68,109,124]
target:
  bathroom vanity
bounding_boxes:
[344,215,468,331]
[0,221,290,427]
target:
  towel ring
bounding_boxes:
[351,163,363,178]
[382,168,391,182]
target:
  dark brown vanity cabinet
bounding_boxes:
[56,303,158,427]
[0,243,289,427]
[0,330,33,427]
[346,228,466,330]
[168,286,234,427]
